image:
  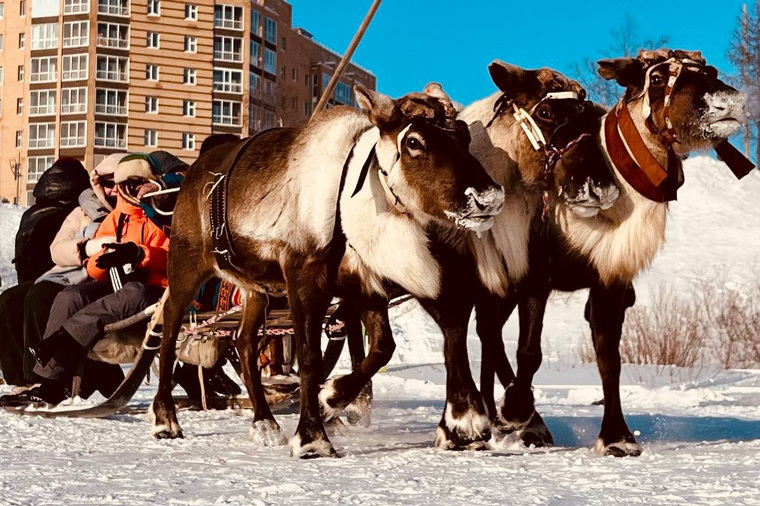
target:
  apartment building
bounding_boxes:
[0,0,376,204]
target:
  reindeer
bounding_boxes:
[319,63,620,450]
[148,86,505,458]
[474,50,751,456]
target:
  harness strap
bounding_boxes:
[209,129,280,274]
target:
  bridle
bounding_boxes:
[488,90,592,219]
[604,56,754,203]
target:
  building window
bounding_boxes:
[250,41,261,68]
[95,122,127,148]
[19,0,25,16]
[181,132,195,150]
[18,33,25,49]
[18,65,24,82]
[280,66,285,79]
[30,57,57,83]
[335,81,351,105]
[263,78,276,105]
[292,68,297,82]
[29,90,56,116]
[213,68,242,93]
[214,36,242,62]
[0,34,4,51]
[62,54,88,81]
[96,55,128,82]
[281,36,286,50]
[145,64,159,81]
[214,5,242,30]
[304,101,311,116]
[263,109,276,129]
[64,0,89,15]
[27,156,55,183]
[264,48,276,75]
[60,121,87,148]
[61,87,87,114]
[145,96,158,113]
[28,123,56,149]
[146,31,159,48]
[183,68,196,85]
[16,98,23,114]
[248,104,259,132]
[31,24,58,50]
[184,3,196,20]
[264,17,276,44]
[249,72,260,97]
[182,100,195,117]
[212,100,241,126]
[97,22,129,49]
[250,10,260,36]
[63,21,89,47]
[144,129,157,147]
[0,3,4,17]
[16,131,23,148]
[147,0,159,15]
[184,36,196,53]
[95,88,127,115]
[98,0,129,16]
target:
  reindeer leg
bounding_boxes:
[474,289,517,420]
[286,261,335,458]
[588,282,641,457]
[238,289,288,446]
[498,278,554,447]
[318,295,393,424]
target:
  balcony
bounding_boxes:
[95,103,127,115]
[29,104,56,116]
[97,23,129,49]
[97,0,129,16]
[214,17,242,30]
[95,135,127,148]
[96,34,128,49]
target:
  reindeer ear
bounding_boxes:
[422,82,457,118]
[355,86,397,127]
[488,60,541,100]
[597,58,646,88]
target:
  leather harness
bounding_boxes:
[604,57,755,203]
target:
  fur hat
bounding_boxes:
[115,153,160,184]
[91,153,127,211]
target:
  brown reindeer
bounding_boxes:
[319,64,620,450]
[148,86,505,458]
[475,49,750,456]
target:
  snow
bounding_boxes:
[1,156,760,505]
[0,203,25,290]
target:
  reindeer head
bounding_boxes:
[598,49,746,154]
[487,61,619,216]
[355,85,504,233]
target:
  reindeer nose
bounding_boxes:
[465,186,505,215]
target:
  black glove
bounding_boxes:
[95,242,145,269]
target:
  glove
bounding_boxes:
[95,242,145,269]
[84,236,117,257]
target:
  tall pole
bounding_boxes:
[311,0,382,118]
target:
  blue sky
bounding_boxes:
[290,0,746,104]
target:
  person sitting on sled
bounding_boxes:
[0,154,169,407]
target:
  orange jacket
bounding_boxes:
[86,195,170,287]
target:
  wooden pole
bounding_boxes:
[311,0,382,118]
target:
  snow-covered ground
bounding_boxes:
[0,157,759,505]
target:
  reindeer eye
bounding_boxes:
[537,107,554,121]
[650,74,664,86]
[406,137,424,151]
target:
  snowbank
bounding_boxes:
[0,203,25,290]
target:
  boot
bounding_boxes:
[0,379,68,407]
[79,360,125,399]
[30,328,87,373]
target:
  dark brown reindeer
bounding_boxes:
[149,86,505,458]
[476,49,751,456]
[319,64,620,450]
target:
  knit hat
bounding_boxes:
[91,153,127,211]
[115,153,161,184]
[150,150,190,174]
[33,157,89,205]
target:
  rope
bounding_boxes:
[198,365,207,411]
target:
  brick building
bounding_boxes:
[0,0,376,204]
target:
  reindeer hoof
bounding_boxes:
[496,411,554,448]
[345,382,372,427]
[593,438,642,457]
[149,401,183,439]
[435,402,492,450]
[435,424,489,451]
[498,384,535,429]
[289,434,338,459]
[318,375,348,421]
[250,419,288,447]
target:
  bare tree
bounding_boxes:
[728,2,760,161]
[573,14,669,106]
